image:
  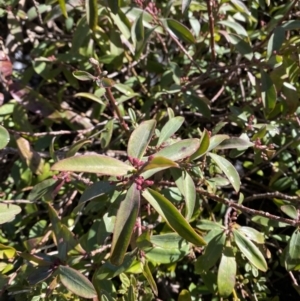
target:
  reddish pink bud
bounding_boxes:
[148,155,155,162]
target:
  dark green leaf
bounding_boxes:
[267,26,285,58]
[111,184,140,265]
[165,19,195,43]
[217,247,236,297]
[73,70,95,81]
[132,12,144,47]
[233,229,267,271]
[107,0,119,14]
[208,153,240,192]
[59,265,97,298]
[190,129,210,160]
[171,169,196,221]
[142,189,206,246]
[51,155,134,176]
[157,116,184,147]
[142,261,158,296]
[128,120,156,159]
[284,229,300,271]
[155,139,200,161]
[280,205,298,219]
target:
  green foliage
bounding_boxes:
[1,0,300,300]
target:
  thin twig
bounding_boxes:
[244,192,300,203]
[7,121,107,137]
[196,188,299,226]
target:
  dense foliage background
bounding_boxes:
[1,0,300,300]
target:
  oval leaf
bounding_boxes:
[51,155,134,176]
[142,189,206,246]
[216,138,254,150]
[157,116,184,147]
[0,125,10,150]
[284,229,300,271]
[238,226,265,244]
[128,120,156,159]
[155,139,200,162]
[0,204,21,224]
[59,265,97,298]
[73,70,94,81]
[208,152,240,192]
[233,229,267,271]
[171,169,196,221]
[111,184,140,266]
[217,248,236,297]
[165,19,195,43]
[207,135,229,152]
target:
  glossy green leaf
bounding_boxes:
[0,125,10,150]
[190,129,210,160]
[182,0,192,14]
[73,70,95,81]
[144,233,189,264]
[171,169,196,221]
[51,154,134,176]
[267,26,285,58]
[280,205,298,219]
[101,119,114,149]
[155,139,200,161]
[0,204,21,224]
[143,156,178,171]
[58,0,68,18]
[142,261,158,296]
[128,120,156,159]
[157,116,184,147]
[195,231,226,272]
[59,265,97,298]
[207,135,229,152]
[178,289,191,301]
[284,229,300,271]
[217,247,236,297]
[208,153,240,192]
[27,178,58,201]
[66,139,91,158]
[238,226,265,244]
[216,137,254,150]
[165,19,195,44]
[74,92,105,105]
[131,12,144,47]
[233,229,267,271]
[261,70,277,115]
[142,189,206,246]
[111,184,140,266]
[196,220,224,231]
[110,10,131,40]
[86,0,98,31]
[218,20,248,37]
